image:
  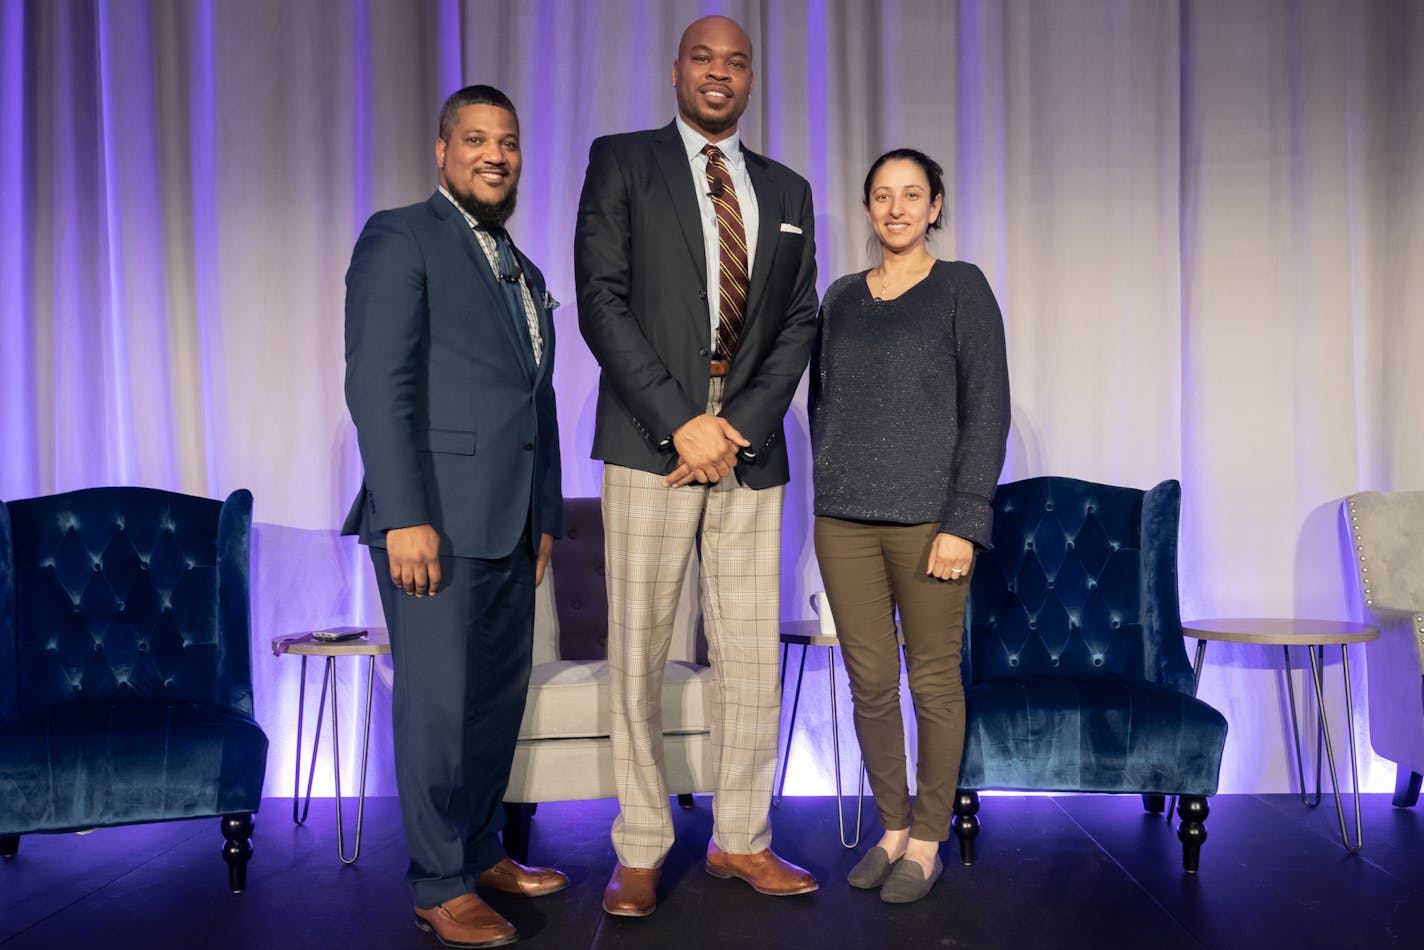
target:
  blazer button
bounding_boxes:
[523,443,534,451]
[698,347,709,357]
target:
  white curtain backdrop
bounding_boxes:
[3,0,1421,798]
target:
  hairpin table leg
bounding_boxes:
[826,645,864,848]
[773,643,809,807]
[292,655,328,826]
[1303,645,1364,853]
[331,655,378,864]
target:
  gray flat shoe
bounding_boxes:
[847,847,899,889]
[880,854,943,903]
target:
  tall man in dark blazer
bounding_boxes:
[344,85,565,949]
[575,16,820,916]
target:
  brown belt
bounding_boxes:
[710,358,731,378]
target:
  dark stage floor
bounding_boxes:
[2,793,1420,949]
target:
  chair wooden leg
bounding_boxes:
[502,802,534,864]
[1393,767,1423,808]
[951,790,980,866]
[1142,794,1166,814]
[676,793,695,809]
[0,835,18,858]
[1176,796,1209,874]
[221,814,254,893]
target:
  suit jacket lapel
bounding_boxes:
[651,124,710,291]
[743,152,780,327]
[429,192,537,383]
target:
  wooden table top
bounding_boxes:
[779,618,904,647]
[779,618,841,647]
[271,628,391,657]
[1183,618,1378,646]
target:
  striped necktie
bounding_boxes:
[702,144,748,359]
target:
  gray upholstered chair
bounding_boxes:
[1344,491,1424,806]
[501,497,713,859]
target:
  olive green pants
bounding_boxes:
[814,517,970,841]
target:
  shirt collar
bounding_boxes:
[674,115,744,169]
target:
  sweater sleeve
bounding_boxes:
[939,264,1011,548]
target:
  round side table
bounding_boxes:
[1183,618,1378,853]
[775,618,868,848]
[271,628,391,864]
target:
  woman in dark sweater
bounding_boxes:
[809,148,1010,902]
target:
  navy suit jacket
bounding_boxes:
[343,191,561,559]
[574,122,818,489]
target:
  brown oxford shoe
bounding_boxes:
[602,862,659,917]
[705,840,819,896]
[477,857,570,897]
[413,893,517,948]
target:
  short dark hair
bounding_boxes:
[862,148,946,232]
[438,85,518,141]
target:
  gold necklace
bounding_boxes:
[874,259,931,300]
[875,270,892,299]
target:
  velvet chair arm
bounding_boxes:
[215,490,255,718]
[0,500,14,723]
[1141,479,1194,695]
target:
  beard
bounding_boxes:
[449,180,518,229]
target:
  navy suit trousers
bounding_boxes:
[370,538,535,907]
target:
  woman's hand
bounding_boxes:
[926,532,974,581]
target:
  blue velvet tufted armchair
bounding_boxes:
[0,487,269,891]
[952,477,1228,873]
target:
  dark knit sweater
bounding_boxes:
[808,260,1011,548]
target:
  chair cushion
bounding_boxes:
[958,674,1228,796]
[508,732,712,802]
[0,700,269,835]
[517,659,710,740]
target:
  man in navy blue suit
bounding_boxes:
[344,84,564,949]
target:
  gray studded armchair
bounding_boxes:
[501,497,712,860]
[1345,491,1424,806]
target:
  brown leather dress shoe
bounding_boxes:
[602,862,660,917]
[413,893,517,948]
[705,841,819,896]
[477,857,570,897]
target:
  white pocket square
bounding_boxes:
[779,222,803,234]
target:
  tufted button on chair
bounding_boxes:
[953,477,1228,873]
[0,487,269,891]
[500,497,712,861]
[1344,491,1424,807]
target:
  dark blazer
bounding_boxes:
[343,191,561,559]
[575,122,818,489]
